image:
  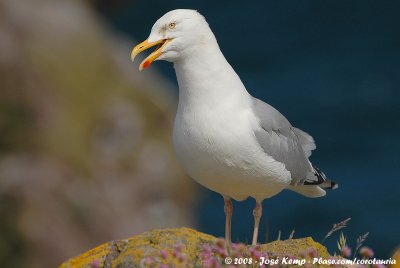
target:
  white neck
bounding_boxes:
[173,37,250,114]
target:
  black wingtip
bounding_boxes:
[330,181,339,190]
[304,165,338,190]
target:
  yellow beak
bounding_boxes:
[131,39,171,71]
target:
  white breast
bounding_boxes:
[172,101,291,201]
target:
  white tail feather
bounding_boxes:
[287,185,326,198]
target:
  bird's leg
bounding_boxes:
[252,201,262,245]
[223,196,233,245]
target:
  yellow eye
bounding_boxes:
[168,22,176,29]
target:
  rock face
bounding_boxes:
[0,0,193,267]
[60,227,333,268]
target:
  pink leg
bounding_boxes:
[223,196,233,245]
[252,201,262,245]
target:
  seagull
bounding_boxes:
[131,9,337,245]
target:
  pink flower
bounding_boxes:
[307,247,318,258]
[231,243,238,250]
[202,244,212,255]
[340,245,352,258]
[175,243,183,252]
[160,249,169,259]
[216,238,226,249]
[90,259,100,268]
[253,250,262,259]
[211,257,220,268]
[216,247,227,258]
[299,247,318,258]
[359,247,374,259]
[202,259,212,268]
[249,247,262,259]
[286,255,296,260]
[142,256,155,265]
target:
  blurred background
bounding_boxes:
[0,0,399,267]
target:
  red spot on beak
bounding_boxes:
[143,60,151,69]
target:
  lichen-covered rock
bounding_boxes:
[60,227,336,268]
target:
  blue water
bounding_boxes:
[97,0,400,257]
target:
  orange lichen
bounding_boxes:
[260,236,330,259]
[59,227,334,268]
[391,248,400,268]
[59,243,109,268]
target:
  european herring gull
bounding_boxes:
[131,9,337,245]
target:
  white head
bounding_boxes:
[131,9,216,70]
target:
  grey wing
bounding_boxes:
[293,127,316,158]
[252,97,318,185]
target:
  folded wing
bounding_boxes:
[251,97,318,185]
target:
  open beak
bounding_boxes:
[131,39,171,71]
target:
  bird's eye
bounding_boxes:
[168,22,176,29]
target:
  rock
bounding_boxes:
[60,227,336,268]
[0,0,194,267]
